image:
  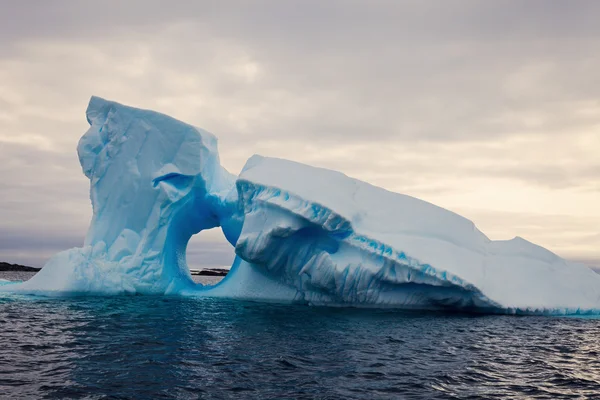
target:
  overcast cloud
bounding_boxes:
[0,1,598,268]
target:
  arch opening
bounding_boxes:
[185,228,235,287]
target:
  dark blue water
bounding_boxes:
[2,285,600,398]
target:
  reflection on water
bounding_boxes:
[2,271,600,398]
[1,291,600,399]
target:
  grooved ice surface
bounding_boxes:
[222,156,600,313]
[2,97,600,315]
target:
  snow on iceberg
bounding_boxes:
[3,97,600,314]
[211,155,600,314]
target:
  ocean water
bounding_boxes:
[1,274,600,399]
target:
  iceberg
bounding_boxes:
[3,97,600,315]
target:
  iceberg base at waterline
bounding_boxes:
[2,96,600,315]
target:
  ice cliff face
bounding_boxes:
[209,156,600,313]
[3,97,600,314]
[8,97,239,294]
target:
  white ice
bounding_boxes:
[3,97,600,315]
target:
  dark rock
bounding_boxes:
[0,262,41,272]
[190,268,229,276]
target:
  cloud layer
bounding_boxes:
[1,1,599,268]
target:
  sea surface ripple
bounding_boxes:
[1,275,600,399]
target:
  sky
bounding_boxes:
[0,1,599,270]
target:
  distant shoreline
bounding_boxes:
[189,268,229,277]
[0,261,228,276]
[0,262,41,272]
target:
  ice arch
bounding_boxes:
[8,97,242,294]
[2,96,600,315]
